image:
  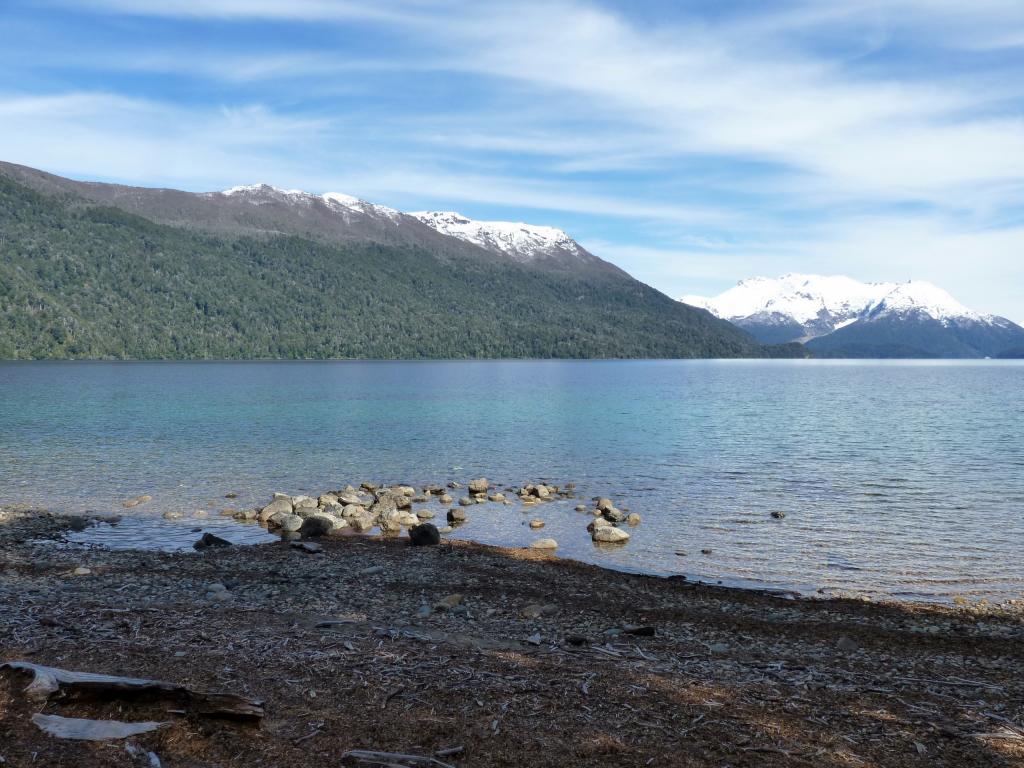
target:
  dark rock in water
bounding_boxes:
[225,492,238,499]
[409,523,441,546]
[193,532,232,551]
[298,516,334,538]
[447,508,467,524]
[701,548,712,555]
[771,511,786,519]
[565,634,589,646]
[66,516,90,532]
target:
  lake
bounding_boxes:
[1,359,1022,602]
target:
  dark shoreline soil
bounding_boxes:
[2,510,1023,767]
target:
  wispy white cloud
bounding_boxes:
[7,0,1024,321]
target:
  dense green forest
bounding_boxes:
[0,176,783,359]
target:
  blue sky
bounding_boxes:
[2,0,1023,321]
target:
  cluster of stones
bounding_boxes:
[252,483,448,543]
[515,482,575,504]
[576,497,640,543]
[221,476,637,552]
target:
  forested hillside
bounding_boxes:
[0,175,773,359]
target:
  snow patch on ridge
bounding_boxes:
[410,210,584,263]
[214,184,399,219]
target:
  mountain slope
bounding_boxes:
[0,161,622,276]
[410,210,624,274]
[0,172,769,360]
[684,274,1024,358]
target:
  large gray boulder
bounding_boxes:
[593,526,630,543]
[259,498,293,522]
[341,504,366,519]
[300,513,346,537]
[279,514,304,533]
[369,494,398,518]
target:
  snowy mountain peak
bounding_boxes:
[682,274,1000,347]
[682,274,898,327]
[866,280,982,322]
[206,182,616,271]
[409,210,584,263]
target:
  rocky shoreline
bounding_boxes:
[208,478,640,550]
[1,507,1023,767]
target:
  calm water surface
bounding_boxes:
[1,360,1022,601]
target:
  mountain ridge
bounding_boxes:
[683,273,1024,358]
[0,163,787,360]
[0,161,624,276]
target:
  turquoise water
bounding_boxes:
[2,359,1023,600]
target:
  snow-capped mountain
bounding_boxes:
[409,210,609,269]
[682,274,1024,358]
[205,185,622,273]
[0,160,623,277]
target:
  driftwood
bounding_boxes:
[341,750,457,768]
[31,713,169,741]
[1,661,265,721]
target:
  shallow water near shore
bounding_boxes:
[2,359,1023,601]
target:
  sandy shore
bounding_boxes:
[1,509,1023,767]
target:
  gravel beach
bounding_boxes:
[1,509,1023,767]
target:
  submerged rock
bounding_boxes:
[530,538,558,550]
[626,513,642,526]
[447,508,467,524]
[529,519,545,529]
